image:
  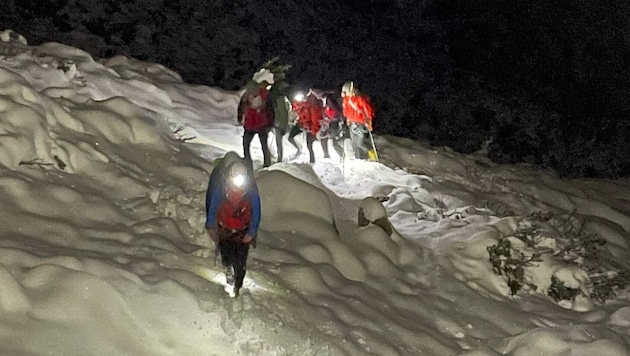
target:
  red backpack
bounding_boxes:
[217,188,252,233]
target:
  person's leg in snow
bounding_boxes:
[349,123,369,160]
[320,137,331,159]
[218,229,251,298]
[274,126,286,163]
[306,133,316,163]
[233,241,250,298]
[288,125,303,157]
[257,127,272,167]
[243,128,271,168]
[330,119,348,159]
[219,237,237,285]
[242,130,255,165]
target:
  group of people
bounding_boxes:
[238,78,376,168]
[204,74,377,298]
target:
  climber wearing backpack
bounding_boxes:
[341,81,376,161]
[205,151,244,216]
[238,80,274,168]
[289,90,324,163]
[318,91,347,160]
[269,84,293,163]
[243,57,293,164]
[206,157,261,298]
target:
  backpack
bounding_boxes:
[217,188,252,233]
[242,87,274,131]
[272,94,291,130]
[205,152,242,215]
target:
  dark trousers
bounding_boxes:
[243,128,271,168]
[324,118,347,159]
[319,137,345,159]
[274,126,287,163]
[349,123,369,160]
[320,138,331,158]
[288,125,316,163]
[333,137,345,158]
[218,231,250,289]
[322,118,348,159]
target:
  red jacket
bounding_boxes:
[342,95,374,130]
[323,106,338,120]
[217,188,252,233]
[292,100,323,136]
[243,88,273,131]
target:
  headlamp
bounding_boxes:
[231,173,246,188]
[293,92,305,102]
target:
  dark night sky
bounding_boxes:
[2,0,630,178]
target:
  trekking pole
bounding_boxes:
[366,118,379,162]
[341,123,347,177]
[367,129,379,162]
[354,101,378,162]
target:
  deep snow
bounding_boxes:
[0,30,629,355]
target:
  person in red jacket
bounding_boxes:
[341,81,374,160]
[238,82,274,168]
[318,92,347,160]
[288,91,324,163]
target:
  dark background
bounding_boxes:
[3,0,630,178]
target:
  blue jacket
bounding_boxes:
[205,152,261,237]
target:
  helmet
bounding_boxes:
[226,161,249,189]
[341,81,354,94]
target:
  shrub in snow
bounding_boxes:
[541,211,630,305]
[548,275,580,302]
[487,211,630,306]
[487,231,544,296]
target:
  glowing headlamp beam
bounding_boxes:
[293,92,305,102]
[231,174,246,187]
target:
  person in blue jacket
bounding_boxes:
[205,154,261,297]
